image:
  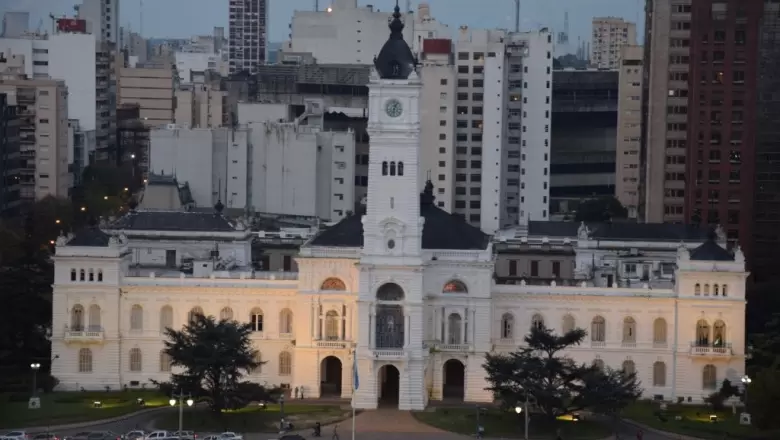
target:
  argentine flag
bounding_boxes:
[353,355,360,391]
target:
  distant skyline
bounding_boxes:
[2,0,644,47]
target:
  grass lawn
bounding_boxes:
[413,407,611,440]
[153,404,351,433]
[0,391,168,429]
[621,400,780,439]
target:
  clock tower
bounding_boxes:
[361,3,423,265]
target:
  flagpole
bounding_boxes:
[351,350,358,440]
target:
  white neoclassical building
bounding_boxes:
[50,7,747,410]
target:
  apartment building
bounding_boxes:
[591,17,637,69]
[0,57,71,201]
[174,71,226,129]
[616,45,644,219]
[0,31,113,163]
[684,0,763,257]
[419,39,455,213]
[0,92,21,217]
[454,28,553,233]
[228,0,268,74]
[640,0,692,223]
[118,65,175,127]
[76,0,119,45]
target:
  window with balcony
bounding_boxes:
[279,308,294,334]
[702,364,717,390]
[160,305,173,333]
[622,317,636,343]
[447,313,463,344]
[325,310,340,340]
[88,304,101,331]
[653,318,667,344]
[531,313,544,330]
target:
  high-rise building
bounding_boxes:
[639,0,691,223]
[615,45,643,219]
[454,28,553,233]
[76,0,120,45]
[228,0,268,74]
[0,92,21,217]
[118,64,175,127]
[591,17,637,69]
[684,0,763,257]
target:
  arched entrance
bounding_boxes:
[320,356,342,396]
[378,364,400,407]
[443,359,465,401]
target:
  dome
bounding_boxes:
[373,4,417,80]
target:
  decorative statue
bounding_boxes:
[56,231,69,247]
[577,222,590,240]
[677,242,690,261]
[734,245,745,264]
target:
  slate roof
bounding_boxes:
[108,210,237,232]
[528,221,711,241]
[67,227,111,247]
[308,184,489,250]
[373,5,417,80]
[690,239,734,261]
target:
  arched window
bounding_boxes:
[704,284,710,296]
[382,161,388,175]
[88,304,101,330]
[622,317,636,343]
[376,282,404,301]
[70,269,77,281]
[694,283,701,295]
[279,351,292,376]
[188,306,204,324]
[97,269,103,282]
[443,280,468,293]
[722,285,728,297]
[325,310,340,340]
[130,305,143,331]
[389,161,396,176]
[653,361,666,386]
[88,269,94,282]
[714,284,720,296]
[622,360,636,375]
[71,304,85,330]
[501,313,514,339]
[78,348,93,373]
[398,162,404,176]
[447,313,462,344]
[562,314,575,333]
[593,359,605,370]
[696,319,711,345]
[591,316,606,342]
[79,269,85,281]
[321,278,347,291]
[279,308,294,334]
[160,305,173,333]
[250,307,264,332]
[159,351,172,372]
[702,364,717,390]
[531,313,544,330]
[220,307,234,321]
[713,320,726,346]
[129,348,142,372]
[653,318,667,344]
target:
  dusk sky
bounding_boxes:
[2,0,644,45]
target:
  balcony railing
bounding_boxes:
[372,349,405,360]
[64,326,105,343]
[434,343,472,352]
[316,340,350,349]
[689,342,733,356]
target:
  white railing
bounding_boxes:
[372,349,405,359]
[316,340,349,349]
[279,332,294,339]
[689,342,732,356]
[64,326,105,343]
[435,343,472,352]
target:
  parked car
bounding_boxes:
[218,433,242,440]
[0,431,29,440]
[121,432,145,440]
[143,432,170,440]
[171,432,195,440]
[201,436,219,440]
[32,434,58,440]
[86,432,121,440]
[62,432,91,440]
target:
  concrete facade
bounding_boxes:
[616,45,644,219]
[118,66,175,127]
[591,17,637,69]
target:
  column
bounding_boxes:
[463,307,469,344]
[319,307,324,340]
[310,302,315,340]
[444,309,450,344]
[369,307,375,349]
[472,308,477,347]
[346,304,353,341]
[404,310,411,348]
[341,303,346,340]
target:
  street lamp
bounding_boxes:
[741,375,752,410]
[515,393,533,440]
[169,391,194,433]
[30,363,40,396]
[279,394,287,432]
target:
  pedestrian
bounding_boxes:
[555,427,563,440]
[636,428,643,440]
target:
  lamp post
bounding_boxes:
[741,375,752,410]
[169,391,194,433]
[515,393,533,440]
[279,394,286,432]
[30,363,41,396]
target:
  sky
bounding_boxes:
[2,0,644,45]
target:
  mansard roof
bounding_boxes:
[690,238,734,261]
[108,210,237,232]
[67,227,111,247]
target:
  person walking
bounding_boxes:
[636,428,644,440]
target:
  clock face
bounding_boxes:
[385,99,403,118]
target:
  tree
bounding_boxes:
[575,196,629,223]
[746,368,780,430]
[162,314,275,413]
[483,324,642,422]
[749,313,780,370]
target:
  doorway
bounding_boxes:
[320,356,343,396]
[165,250,177,268]
[378,364,400,407]
[443,359,465,401]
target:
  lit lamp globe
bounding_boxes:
[186,398,194,407]
[515,406,522,414]
[169,399,176,407]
